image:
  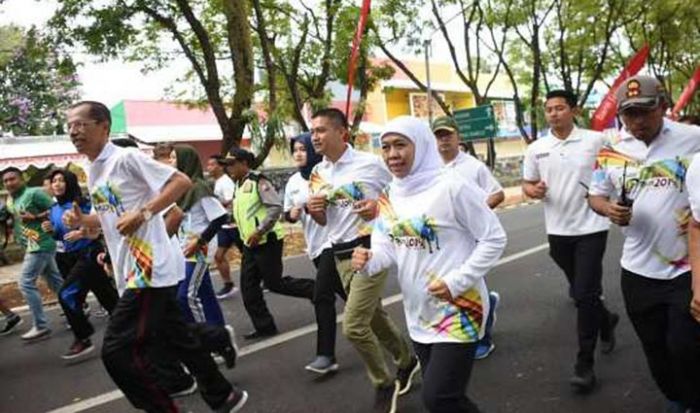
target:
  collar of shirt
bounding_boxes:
[545,126,584,143]
[321,144,355,168]
[93,141,117,164]
[444,151,467,168]
[10,185,27,200]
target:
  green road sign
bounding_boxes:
[453,105,497,140]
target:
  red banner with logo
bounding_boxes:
[345,0,372,119]
[672,66,700,117]
[591,44,650,131]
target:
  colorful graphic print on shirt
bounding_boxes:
[91,182,154,288]
[376,192,441,253]
[652,206,692,271]
[420,271,484,342]
[20,227,40,251]
[309,171,372,236]
[593,145,690,198]
[91,182,126,215]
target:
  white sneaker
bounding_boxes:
[21,326,51,341]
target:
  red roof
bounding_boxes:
[123,100,217,126]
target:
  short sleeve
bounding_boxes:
[283,179,294,212]
[200,196,227,222]
[215,177,236,203]
[522,145,540,182]
[33,190,54,211]
[475,163,503,195]
[588,157,615,197]
[687,154,700,221]
[125,149,177,194]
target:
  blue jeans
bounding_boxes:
[19,251,63,329]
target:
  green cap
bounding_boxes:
[431,116,459,133]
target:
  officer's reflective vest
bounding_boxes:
[233,172,285,247]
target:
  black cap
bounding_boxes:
[219,147,255,165]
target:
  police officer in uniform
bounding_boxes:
[220,148,315,339]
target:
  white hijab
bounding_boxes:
[380,116,444,197]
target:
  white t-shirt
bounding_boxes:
[214,174,236,204]
[309,145,392,247]
[445,152,502,196]
[284,171,329,259]
[366,177,507,344]
[523,127,610,236]
[589,119,700,279]
[88,142,181,293]
[214,174,236,229]
[179,196,228,262]
[686,152,700,222]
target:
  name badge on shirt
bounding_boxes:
[535,152,550,160]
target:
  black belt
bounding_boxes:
[331,235,371,260]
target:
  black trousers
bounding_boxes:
[149,322,236,393]
[621,269,700,409]
[240,237,315,332]
[312,250,347,357]
[101,287,232,412]
[413,341,481,413]
[57,246,118,340]
[548,230,613,370]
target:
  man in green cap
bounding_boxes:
[432,115,505,362]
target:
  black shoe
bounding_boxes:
[396,356,420,395]
[373,382,399,413]
[168,378,197,398]
[0,313,22,336]
[218,325,238,369]
[61,338,95,360]
[215,388,248,413]
[243,328,278,340]
[600,312,619,354]
[216,283,238,300]
[570,367,596,393]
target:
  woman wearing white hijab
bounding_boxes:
[352,116,507,413]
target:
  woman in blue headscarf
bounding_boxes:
[43,168,118,361]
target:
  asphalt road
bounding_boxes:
[0,203,668,413]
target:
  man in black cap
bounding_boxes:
[219,148,315,339]
[589,75,700,412]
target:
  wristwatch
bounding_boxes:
[140,207,154,222]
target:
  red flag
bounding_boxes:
[672,66,700,117]
[591,44,650,131]
[345,0,372,119]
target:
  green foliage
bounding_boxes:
[0,27,80,136]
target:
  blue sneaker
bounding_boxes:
[475,291,500,360]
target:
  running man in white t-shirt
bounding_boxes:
[590,77,700,412]
[432,115,504,361]
[207,155,242,299]
[64,101,247,412]
[523,90,618,393]
[306,108,417,413]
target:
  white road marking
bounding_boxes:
[46,242,549,413]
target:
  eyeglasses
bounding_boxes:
[65,120,100,131]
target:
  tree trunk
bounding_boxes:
[222,0,255,155]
